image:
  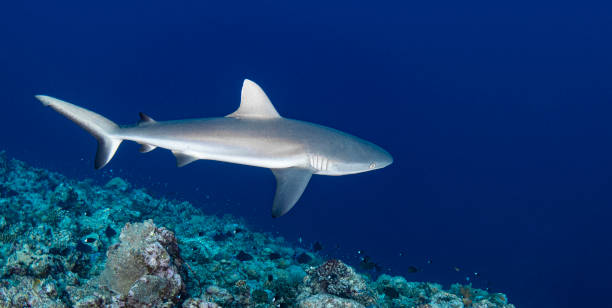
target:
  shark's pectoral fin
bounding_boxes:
[172,151,199,167]
[227,79,281,119]
[271,168,312,218]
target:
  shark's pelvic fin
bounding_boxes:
[271,167,312,217]
[35,95,122,169]
[138,143,157,153]
[172,151,199,167]
[138,112,156,125]
[227,79,281,119]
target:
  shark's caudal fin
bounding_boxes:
[271,168,313,217]
[36,95,122,169]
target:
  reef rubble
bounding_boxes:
[0,152,514,307]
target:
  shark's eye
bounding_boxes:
[369,162,376,169]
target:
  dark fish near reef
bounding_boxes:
[213,233,230,242]
[268,252,281,260]
[407,265,420,273]
[104,226,116,237]
[383,286,400,299]
[37,79,392,217]
[296,252,312,264]
[312,241,323,252]
[236,251,253,261]
[75,241,92,253]
[359,256,382,271]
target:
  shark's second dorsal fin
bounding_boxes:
[138,112,156,125]
[227,79,281,119]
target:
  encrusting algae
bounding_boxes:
[0,151,514,307]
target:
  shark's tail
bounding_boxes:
[36,95,122,169]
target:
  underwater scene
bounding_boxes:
[1,1,611,307]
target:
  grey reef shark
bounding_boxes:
[36,79,393,217]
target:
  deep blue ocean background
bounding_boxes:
[1,1,611,307]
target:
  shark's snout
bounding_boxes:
[380,149,393,168]
[373,148,393,170]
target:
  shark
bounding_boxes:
[36,79,393,217]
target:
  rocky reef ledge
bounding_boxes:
[0,152,514,308]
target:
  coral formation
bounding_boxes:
[298,259,376,306]
[0,152,515,307]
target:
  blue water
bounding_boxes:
[1,1,611,307]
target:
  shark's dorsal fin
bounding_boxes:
[227,79,281,119]
[138,112,156,125]
[270,167,312,217]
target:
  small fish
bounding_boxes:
[454,267,461,272]
[268,252,282,260]
[312,241,323,252]
[296,252,312,264]
[75,241,92,253]
[236,251,253,261]
[213,233,229,242]
[407,265,420,273]
[85,237,96,243]
[359,256,382,271]
[104,226,116,238]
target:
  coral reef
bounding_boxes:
[298,259,376,306]
[0,151,515,307]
